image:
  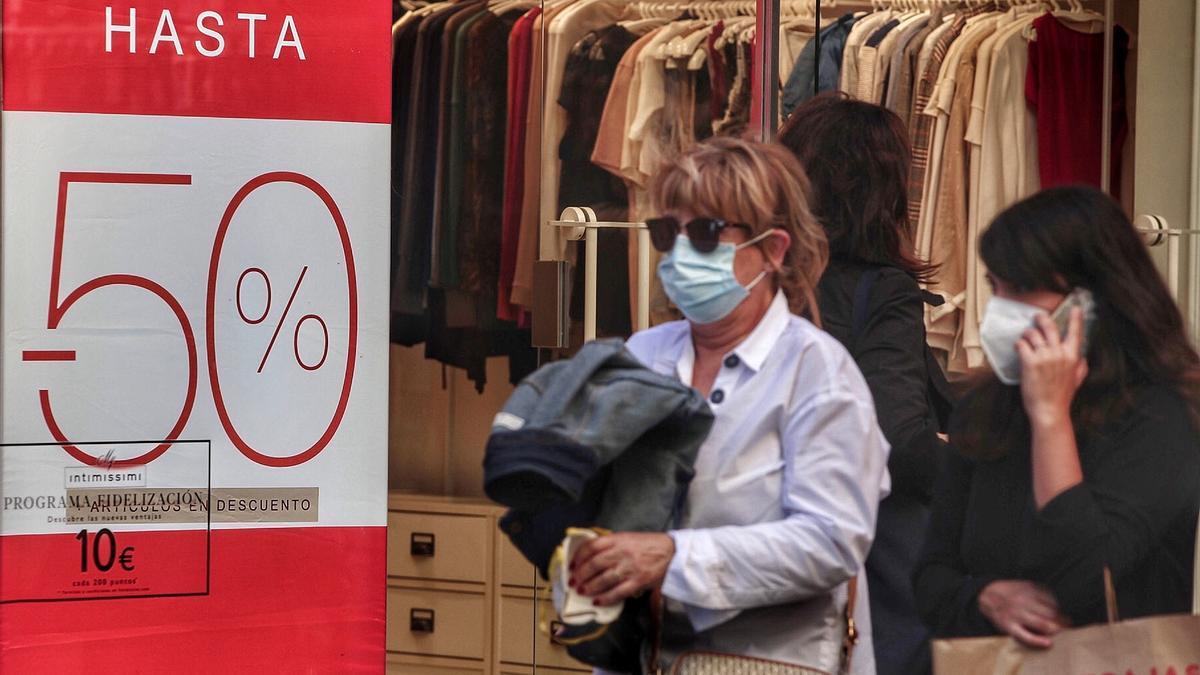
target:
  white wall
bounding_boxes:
[1132,0,1197,322]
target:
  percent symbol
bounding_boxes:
[208,172,357,468]
[235,265,329,373]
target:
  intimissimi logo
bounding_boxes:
[64,451,148,488]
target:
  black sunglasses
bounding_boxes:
[645,216,754,253]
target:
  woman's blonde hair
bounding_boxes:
[649,135,829,324]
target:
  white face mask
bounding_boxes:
[979,289,1097,385]
[979,296,1043,385]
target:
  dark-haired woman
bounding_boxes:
[779,93,951,675]
[915,186,1200,649]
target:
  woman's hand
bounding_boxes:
[1018,308,1088,428]
[569,532,675,607]
[978,580,1070,649]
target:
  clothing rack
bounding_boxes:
[628,0,757,19]
[759,0,783,136]
[551,210,1183,345]
[1136,217,1200,301]
[628,0,830,19]
[813,0,1102,8]
[793,0,1119,188]
[1100,0,1114,193]
[548,208,652,342]
[1190,2,1200,339]
[530,0,1138,350]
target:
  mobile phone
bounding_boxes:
[1047,288,1095,348]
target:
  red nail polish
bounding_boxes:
[569,578,576,587]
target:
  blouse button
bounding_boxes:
[710,389,725,404]
[724,355,740,368]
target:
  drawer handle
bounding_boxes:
[410,608,435,633]
[410,532,436,557]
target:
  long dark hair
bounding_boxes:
[955,186,1200,460]
[777,92,936,281]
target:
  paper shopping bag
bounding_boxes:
[935,519,1200,675]
[931,613,1200,675]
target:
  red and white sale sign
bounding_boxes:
[0,1,390,671]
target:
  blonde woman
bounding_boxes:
[571,137,891,674]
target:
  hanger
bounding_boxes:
[405,0,449,18]
[1052,0,1105,31]
[714,15,748,47]
[489,0,535,13]
[782,0,816,27]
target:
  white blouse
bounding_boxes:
[623,290,891,674]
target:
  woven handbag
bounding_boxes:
[660,578,859,675]
[670,650,830,675]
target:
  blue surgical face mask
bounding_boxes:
[657,231,772,324]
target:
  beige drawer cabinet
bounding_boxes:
[388,586,488,659]
[389,511,491,583]
[388,652,484,675]
[387,492,590,674]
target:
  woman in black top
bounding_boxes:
[914,186,1200,648]
[779,92,950,675]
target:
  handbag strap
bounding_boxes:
[850,268,882,346]
[1103,567,1120,624]
[1193,515,1199,615]
[841,576,858,675]
[649,586,665,675]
